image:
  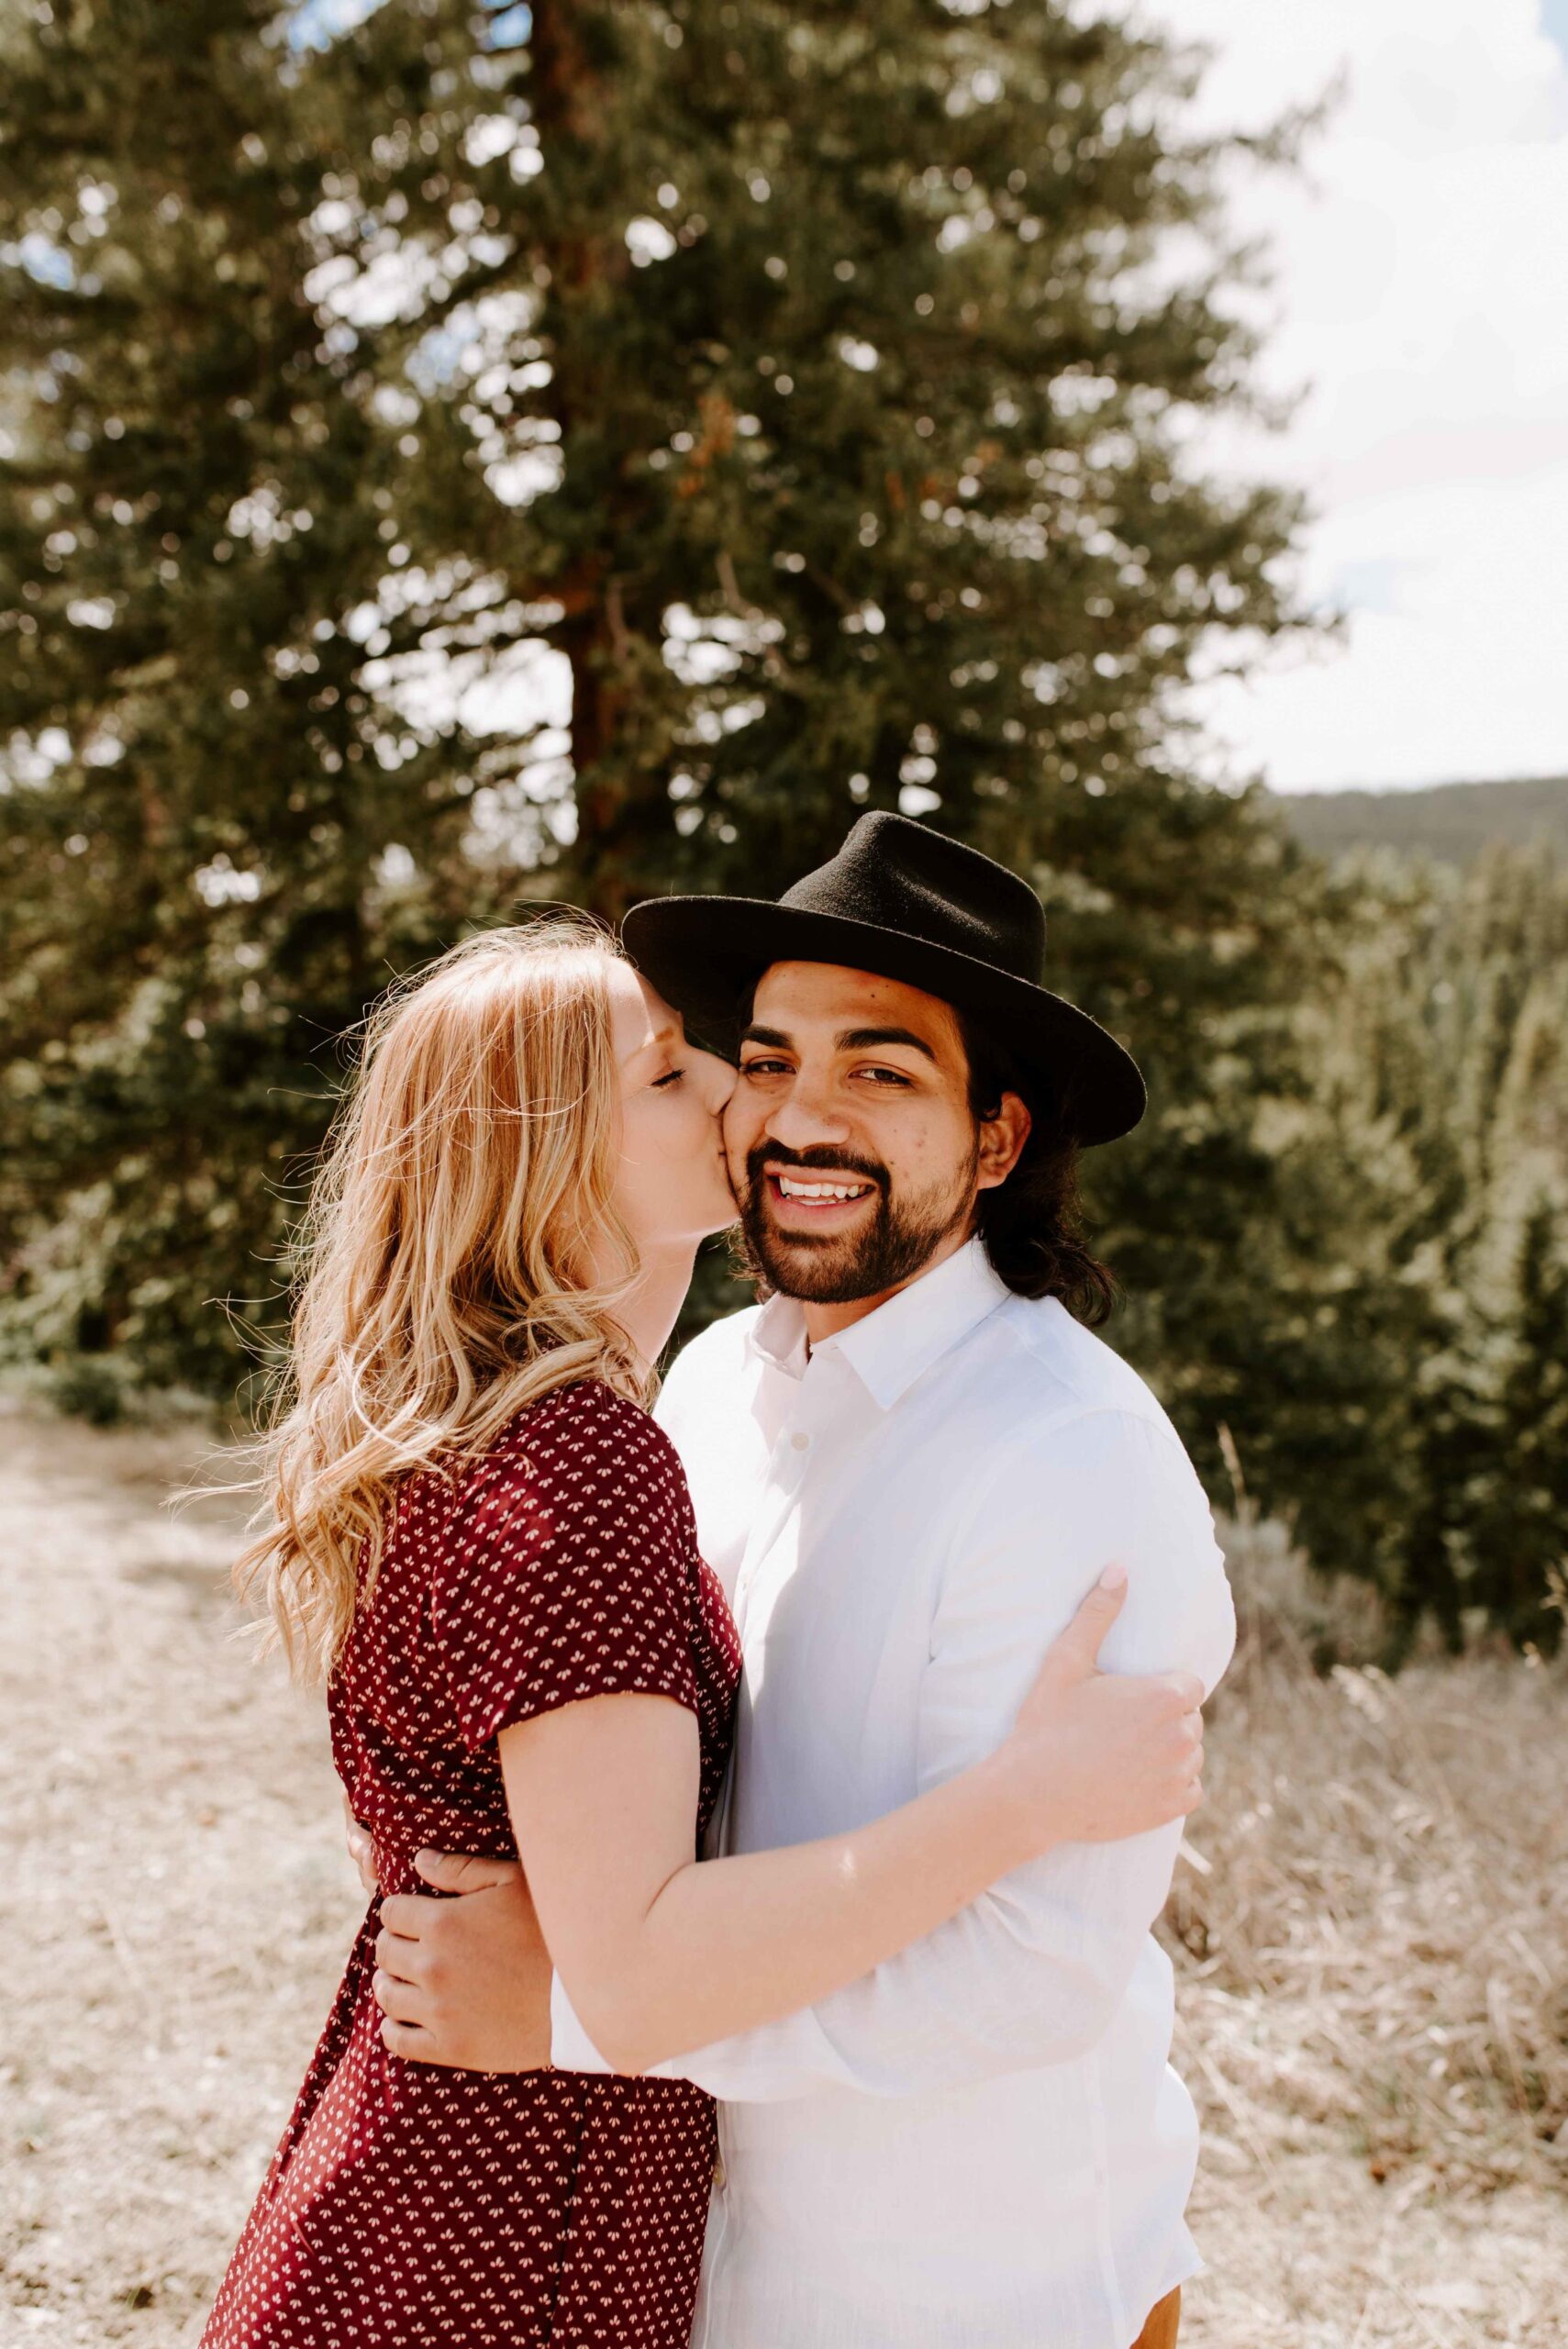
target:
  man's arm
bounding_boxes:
[553,1407,1232,2100]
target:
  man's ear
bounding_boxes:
[975,1090,1031,1191]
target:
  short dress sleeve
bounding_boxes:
[430,1382,700,1754]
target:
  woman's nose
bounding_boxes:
[696,1047,737,1114]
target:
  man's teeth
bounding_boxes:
[776,1174,873,1202]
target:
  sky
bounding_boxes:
[1153,0,1568,793]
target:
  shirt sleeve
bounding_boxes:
[596,1406,1233,2101]
[429,1385,699,1754]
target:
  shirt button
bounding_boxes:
[790,1431,811,1451]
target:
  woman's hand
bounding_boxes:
[991,1566,1206,1854]
[343,1796,379,1898]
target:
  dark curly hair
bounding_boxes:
[956,1010,1118,1326]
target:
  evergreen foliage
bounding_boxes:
[1266,850,1568,1651]
[1278,774,1568,868]
[1,1,1561,1645]
[0,0,545,1388]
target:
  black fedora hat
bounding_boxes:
[620,812,1145,1146]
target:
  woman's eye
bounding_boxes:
[652,1068,685,1089]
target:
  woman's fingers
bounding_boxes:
[1153,1698,1205,1824]
[1042,1566,1128,1684]
[1006,1630,1210,1846]
[342,1800,380,1897]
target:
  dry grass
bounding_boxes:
[3,1400,1566,2347]
[1169,1519,1568,2345]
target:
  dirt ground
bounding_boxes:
[3,1400,1565,2348]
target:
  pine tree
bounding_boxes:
[6,3,1555,1646]
[0,0,538,1392]
[1449,863,1568,1649]
[1467,1202,1568,1653]
[473,1,1315,923]
[476,0,1329,1453]
[2,0,1322,1410]
[4,0,1330,1480]
[1273,848,1568,1638]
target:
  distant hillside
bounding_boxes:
[1273,774,1568,865]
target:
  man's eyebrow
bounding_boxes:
[739,1021,940,1063]
[837,1026,939,1063]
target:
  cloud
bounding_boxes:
[1151,0,1568,789]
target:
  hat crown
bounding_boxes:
[617,809,1147,1145]
[779,812,1046,985]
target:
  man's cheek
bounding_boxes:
[721,1110,759,1182]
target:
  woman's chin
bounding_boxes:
[702,1176,742,1239]
[639,1203,740,1253]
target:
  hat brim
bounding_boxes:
[620,896,1146,1147]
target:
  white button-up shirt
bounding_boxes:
[553,1240,1235,2349]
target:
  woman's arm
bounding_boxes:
[484,1566,1199,2076]
[553,1410,1234,2099]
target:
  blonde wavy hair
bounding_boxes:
[235,918,651,1680]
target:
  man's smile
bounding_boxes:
[764,1164,879,1219]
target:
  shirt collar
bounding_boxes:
[747,1237,1011,1412]
[749,1286,812,1382]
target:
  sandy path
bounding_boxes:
[3,1403,1563,2346]
[2,1406,359,2344]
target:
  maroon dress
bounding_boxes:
[204,1379,742,2349]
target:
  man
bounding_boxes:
[367,814,1234,2349]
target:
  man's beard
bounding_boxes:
[738,1141,978,1305]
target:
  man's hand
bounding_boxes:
[372,1851,553,2072]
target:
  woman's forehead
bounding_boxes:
[609,959,682,1061]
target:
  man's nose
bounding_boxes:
[765,1083,851,1152]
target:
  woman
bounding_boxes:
[205,919,1204,2349]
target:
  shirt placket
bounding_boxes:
[730,1361,834,1627]
[716,1355,843,1884]
[707,1356,838,2241]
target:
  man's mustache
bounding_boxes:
[743,1143,890,1198]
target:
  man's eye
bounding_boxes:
[741,1058,791,1078]
[858,1067,912,1087]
